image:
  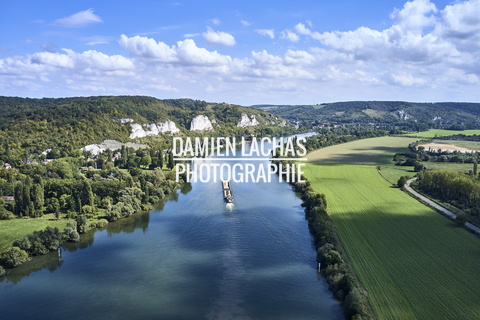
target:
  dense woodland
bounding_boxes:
[256,101,480,131]
[416,170,480,226]
[0,96,293,166]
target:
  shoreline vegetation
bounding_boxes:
[293,178,374,320]
[0,130,192,270]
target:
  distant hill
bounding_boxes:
[0,96,291,163]
[253,101,480,130]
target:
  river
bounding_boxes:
[0,134,344,320]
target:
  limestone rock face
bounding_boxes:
[129,120,180,139]
[237,114,259,127]
[82,140,148,156]
[190,115,214,131]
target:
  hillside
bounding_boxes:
[0,96,291,165]
[254,101,480,130]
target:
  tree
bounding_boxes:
[76,215,89,234]
[397,176,408,188]
[139,154,151,168]
[0,247,29,268]
[167,152,174,170]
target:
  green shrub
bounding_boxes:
[0,210,14,220]
[63,227,80,242]
[0,247,29,268]
[91,219,108,229]
[0,265,5,276]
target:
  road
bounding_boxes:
[405,178,480,234]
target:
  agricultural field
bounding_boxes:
[422,162,474,172]
[304,137,480,320]
[405,129,480,138]
[0,215,68,254]
[433,140,480,151]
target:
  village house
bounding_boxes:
[1,196,14,202]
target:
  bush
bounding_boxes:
[0,247,29,268]
[0,265,5,276]
[91,219,108,229]
[13,227,63,256]
[63,227,80,242]
[455,213,468,225]
[0,210,14,220]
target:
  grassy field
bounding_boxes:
[0,215,69,254]
[405,129,480,138]
[304,137,480,320]
[433,139,480,151]
[422,162,474,172]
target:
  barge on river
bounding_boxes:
[222,180,234,203]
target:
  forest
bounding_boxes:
[256,101,480,131]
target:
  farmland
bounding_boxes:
[405,129,480,138]
[303,137,480,320]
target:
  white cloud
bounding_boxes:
[84,36,111,46]
[435,0,480,52]
[184,33,201,38]
[294,23,312,36]
[176,39,232,65]
[241,20,251,27]
[202,27,236,46]
[54,9,102,28]
[390,72,427,86]
[2,1,480,104]
[119,34,178,62]
[390,0,437,34]
[281,30,300,42]
[255,29,275,39]
[210,18,221,26]
[119,34,231,66]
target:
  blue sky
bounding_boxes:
[1,0,479,105]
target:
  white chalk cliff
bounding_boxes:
[129,120,180,139]
[237,114,259,127]
[190,115,214,131]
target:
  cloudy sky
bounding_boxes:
[1,0,479,105]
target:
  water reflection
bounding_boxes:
[1,251,64,285]
[0,185,191,284]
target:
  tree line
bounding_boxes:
[416,170,480,225]
[291,179,373,320]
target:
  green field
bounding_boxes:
[0,215,69,254]
[405,129,480,138]
[423,162,474,172]
[304,137,480,320]
[433,139,480,151]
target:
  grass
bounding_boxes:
[303,137,480,320]
[423,162,474,172]
[433,139,480,151]
[0,214,69,254]
[405,129,480,138]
